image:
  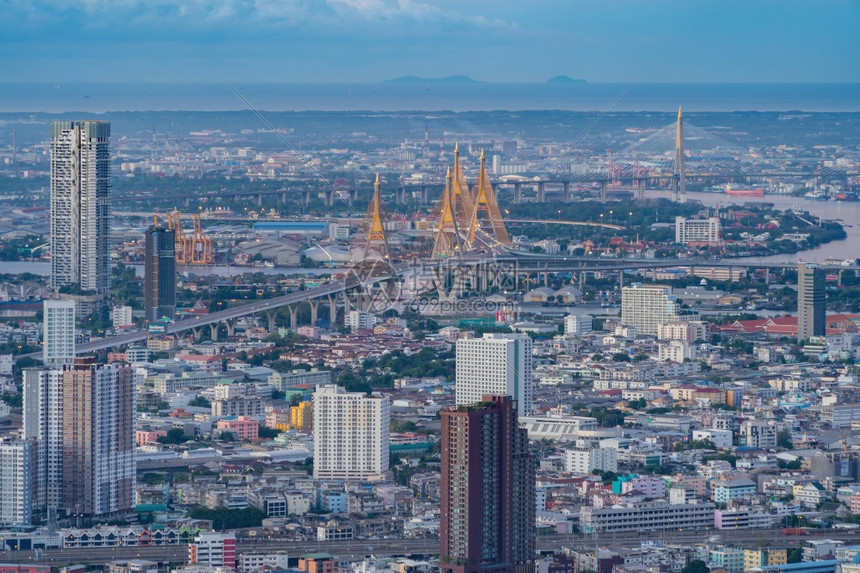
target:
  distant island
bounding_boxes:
[547,75,587,84]
[383,75,478,84]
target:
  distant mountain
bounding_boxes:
[547,75,587,84]
[383,75,478,84]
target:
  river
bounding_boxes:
[649,190,860,264]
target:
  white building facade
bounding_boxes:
[675,216,721,245]
[313,385,389,480]
[455,333,533,418]
[43,299,75,365]
[621,284,680,336]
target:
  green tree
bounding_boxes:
[777,430,793,449]
[682,560,709,573]
[157,428,189,444]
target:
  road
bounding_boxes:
[0,528,854,565]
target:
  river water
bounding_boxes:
[650,190,860,264]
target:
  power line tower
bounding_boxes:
[353,174,392,261]
[466,149,511,250]
[672,106,687,203]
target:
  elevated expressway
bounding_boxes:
[22,254,857,358]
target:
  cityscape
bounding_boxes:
[1,3,860,573]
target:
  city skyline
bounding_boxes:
[1,1,858,84]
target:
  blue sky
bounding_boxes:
[2,0,858,83]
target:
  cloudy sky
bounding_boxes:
[3,0,858,83]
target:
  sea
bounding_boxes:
[1,82,859,113]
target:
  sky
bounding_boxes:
[2,0,859,83]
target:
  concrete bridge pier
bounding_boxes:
[600,180,607,203]
[209,323,219,342]
[191,327,202,342]
[327,294,338,325]
[286,304,298,330]
[537,181,546,203]
[309,300,320,325]
[513,182,523,205]
[324,190,334,207]
[280,191,288,204]
[225,319,236,338]
[563,181,571,202]
[303,191,312,206]
[256,193,263,207]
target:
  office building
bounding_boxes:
[43,299,75,365]
[188,532,236,569]
[346,310,377,331]
[675,216,721,245]
[797,263,825,340]
[312,385,389,480]
[110,305,133,328]
[740,420,778,449]
[564,314,592,335]
[456,333,533,418]
[745,549,788,571]
[143,225,176,323]
[50,121,111,295]
[580,500,715,533]
[0,438,34,525]
[565,447,618,474]
[440,395,535,573]
[621,283,680,336]
[23,358,135,517]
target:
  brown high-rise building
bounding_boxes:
[440,395,535,573]
[61,357,135,516]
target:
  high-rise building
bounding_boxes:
[621,283,680,336]
[50,121,111,295]
[797,262,825,340]
[23,357,135,517]
[440,395,535,573]
[144,225,176,323]
[312,385,389,480]
[43,299,75,365]
[455,333,533,418]
[0,438,34,525]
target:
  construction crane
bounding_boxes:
[165,210,214,265]
[191,213,214,264]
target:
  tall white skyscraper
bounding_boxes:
[23,358,135,516]
[455,333,533,418]
[621,283,681,336]
[43,299,75,365]
[50,121,111,295]
[312,385,389,480]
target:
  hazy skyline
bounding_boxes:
[2,0,859,84]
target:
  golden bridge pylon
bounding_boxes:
[466,149,511,250]
[432,144,476,259]
[352,173,392,261]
